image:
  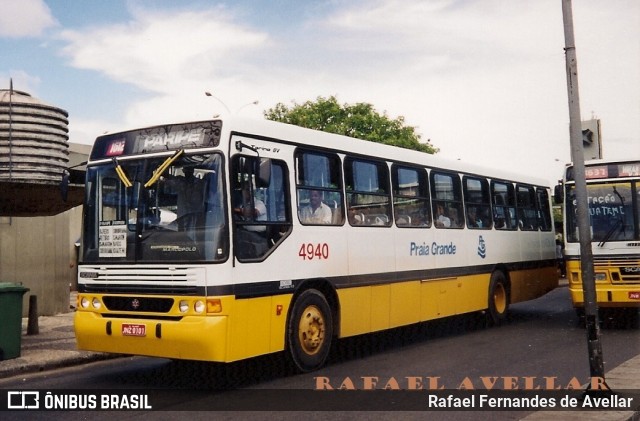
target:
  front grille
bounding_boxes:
[102,296,174,312]
[593,256,640,283]
[78,266,206,295]
[82,284,199,295]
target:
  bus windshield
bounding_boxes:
[81,153,228,263]
[566,181,638,243]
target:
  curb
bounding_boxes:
[0,351,124,379]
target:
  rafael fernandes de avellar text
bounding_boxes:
[314,375,608,390]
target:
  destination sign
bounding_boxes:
[618,163,640,177]
[567,160,640,181]
[90,120,222,160]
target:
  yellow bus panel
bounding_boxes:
[389,281,420,328]
[75,293,295,363]
[370,284,390,332]
[337,286,372,337]
[75,311,229,361]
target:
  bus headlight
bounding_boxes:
[81,297,90,309]
[595,273,607,282]
[179,300,189,313]
[194,300,205,313]
[92,298,102,309]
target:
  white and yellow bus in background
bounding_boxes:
[74,117,558,372]
[556,159,640,323]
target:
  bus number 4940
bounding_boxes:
[299,243,329,260]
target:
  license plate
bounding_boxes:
[122,323,146,337]
[629,292,640,300]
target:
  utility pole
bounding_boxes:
[561,0,606,387]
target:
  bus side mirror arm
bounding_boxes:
[235,141,271,187]
[60,160,87,202]
[235,140,258,154]
[60,170,70,202]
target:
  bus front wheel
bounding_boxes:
[287,289,333,372]
[488,271,509,325]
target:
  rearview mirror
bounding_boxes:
[256,158,271,188]
[553,184,563,204]
[131,181,141,209]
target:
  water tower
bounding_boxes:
[0,87,83,216]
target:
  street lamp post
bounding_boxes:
[236,100,259,114]
[205,92,259,116]
[561,0,606,390]
[204,91,231,115]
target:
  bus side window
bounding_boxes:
[345,157,391,227]
[392,165,431,228]
[430,171,463,229]
[517,184,539,231]
[295,149,344,226]
[231,155,292,261]
[536,188,553,231]
[463,176,492,229]
[491,181,517,230]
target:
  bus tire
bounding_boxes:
[287,289,333,372]
[488,271,509,325]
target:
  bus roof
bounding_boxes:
[564,157,640,181]
[92,116,553,188]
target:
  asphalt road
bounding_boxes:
[2,284,638,420]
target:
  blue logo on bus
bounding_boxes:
[477,235,486,259]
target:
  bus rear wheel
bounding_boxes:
[488,271,509,325]
[287,289,333,372]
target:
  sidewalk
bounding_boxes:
[0,291,120,379]
[521,354,640,421]
[0,289,638,420]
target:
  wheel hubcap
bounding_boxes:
[494,283,507,313]
[298,305,325,355]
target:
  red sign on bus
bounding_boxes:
[106,139,126,156]
[585,166,608,179]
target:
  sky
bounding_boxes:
[1,0,638,186]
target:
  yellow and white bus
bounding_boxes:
[556,159,640,320]
[75,117,558,372]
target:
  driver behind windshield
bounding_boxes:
[163,166,205,236]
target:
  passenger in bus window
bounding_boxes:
[467,207,482,228]
[407,207,429,227]
[234,186,266,225]
[300,190,332,224]
[163,166,204,234]
[435,203,451,228]
[395,214,411,226]
[448,207,461,228]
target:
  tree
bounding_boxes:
[553,206,563,226]
[264,96,438,154]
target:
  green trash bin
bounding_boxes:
[0,283,30,360]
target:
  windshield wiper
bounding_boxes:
[144,149,184,188]
[598,186,627,247]
[598,218,623,247]
[112,158,132,187]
